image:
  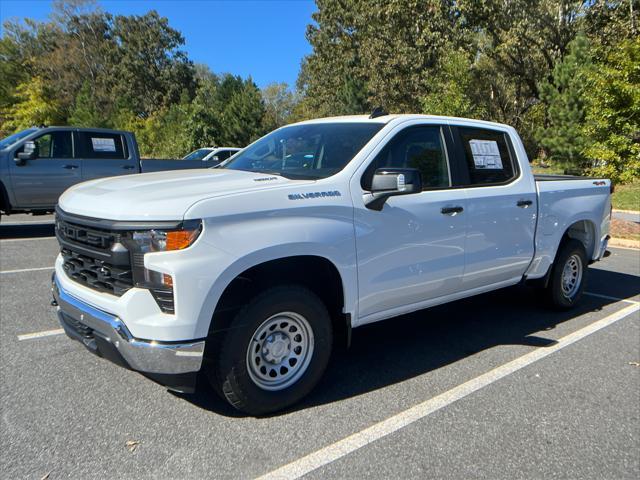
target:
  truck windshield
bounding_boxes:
[0,128,38,150]
[221,123,384,179]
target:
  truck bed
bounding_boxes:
[534,174,606,182]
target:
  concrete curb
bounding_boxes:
[613,209,640,215]
[609,237,640,249]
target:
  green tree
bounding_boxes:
[583,37,640,184]
[68,80,108,127]
[220,79,266,146]
[110,10,196,117]
[2,77,64,130]
[420,49,485,118]
[261,82,296,130]
[536,34,592,171]
[187,77,222,148]
[300,0,463,115]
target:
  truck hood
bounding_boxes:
[58,168,313,221]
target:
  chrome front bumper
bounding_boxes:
[52,275,205,377]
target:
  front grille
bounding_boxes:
[56,216,133,296]
[61,248,133,295]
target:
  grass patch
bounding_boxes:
[530,164,565,175]
[612,182,640,211]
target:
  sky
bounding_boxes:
[0,0,317,88]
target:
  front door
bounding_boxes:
[353,124,467,323]
[9,130,80,207]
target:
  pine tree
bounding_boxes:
[220,79,266,146]
[536,34,592,172]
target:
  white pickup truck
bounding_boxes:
[52,113,611,414]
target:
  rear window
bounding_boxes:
[79,132,128,160]
[458,128,517,185]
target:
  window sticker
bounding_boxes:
[91,137,116,152]
[469,139,503,169]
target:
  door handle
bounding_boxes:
[517,200,533,208]
[121,165,135,170]
[62,164,79,170]
[441,206,464,215]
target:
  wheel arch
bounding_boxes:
[563,218,597,261]
[201,252,354,348]
[0,179,11,213]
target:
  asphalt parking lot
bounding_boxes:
[1,213,639,480]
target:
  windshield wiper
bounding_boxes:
[253,169,320,180]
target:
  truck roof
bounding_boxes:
[293,114,513,130]
[35,126,134,135]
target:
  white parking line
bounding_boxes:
[17,328,65,341]
[257,301,640,480]
[584,291,639,304]
[0,266,55,275]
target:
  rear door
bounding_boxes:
[78,131,137,182]
[451,126,537,289]
[9,130,80,207]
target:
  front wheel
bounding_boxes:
[206,285,333,415]
[546,239,588,310]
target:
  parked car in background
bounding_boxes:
[0,127,238,217]
[182,147,241,164]
[51,113,612,415]
[182,147,216,161]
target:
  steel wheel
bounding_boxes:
[246,311,314,391]
[561,254,583,299]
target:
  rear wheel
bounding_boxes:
[206,285,333,415]
[546,239,588,310]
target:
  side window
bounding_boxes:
[458,127,517,185]
[79,132,128,160]
[29,132,73,159]
[362,126,450,190]
[215,150,231,162]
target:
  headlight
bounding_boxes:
[127,220,202,314]
[131,220,202,253]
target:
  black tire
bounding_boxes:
[546,239,588,310]
[205,285,333,415]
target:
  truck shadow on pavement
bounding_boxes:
[0,221,55,239]
[180,267,640,418]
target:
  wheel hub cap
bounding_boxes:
[561,254,583,298]
[263,333,291,363]
[246,312,314,391]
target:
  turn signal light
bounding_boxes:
[166,229,200,251]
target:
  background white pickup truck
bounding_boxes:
[52,113,611,415]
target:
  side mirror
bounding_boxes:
[15,141,37,165]
[365,168,422,211]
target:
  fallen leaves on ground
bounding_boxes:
[125,440,141,453]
